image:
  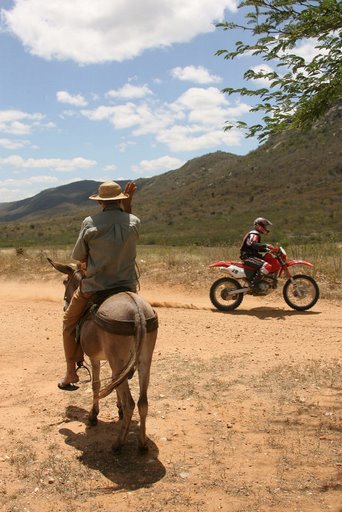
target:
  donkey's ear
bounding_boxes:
[47,258,75,276]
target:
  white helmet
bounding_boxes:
[254,217,272,234]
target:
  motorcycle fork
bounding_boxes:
[283,266,292,279]
[282,265,298,287]
[284,265,308,299]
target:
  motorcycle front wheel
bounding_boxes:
[283,274,319,311]
[209,277,244,311]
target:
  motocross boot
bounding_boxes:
[250,270,263,288]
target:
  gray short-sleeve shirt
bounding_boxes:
[72,204,140,293]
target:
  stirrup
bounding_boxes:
[76,361,92,381]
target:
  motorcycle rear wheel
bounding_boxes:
[283,274,319,311]
[209,277,243,311]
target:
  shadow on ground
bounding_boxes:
[59,405,166,492]
[211,306,320,320]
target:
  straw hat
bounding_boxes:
[89,181,128,201]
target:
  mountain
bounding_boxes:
[0,180,101,221]
[0,104,341,246]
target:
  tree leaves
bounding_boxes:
[217,0,342,140]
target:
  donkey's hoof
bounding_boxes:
[88,416,98,426]
[112,442,123,453]
[138,443,149,454]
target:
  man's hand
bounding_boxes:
[122,181,137,213]
[78,258,88,275]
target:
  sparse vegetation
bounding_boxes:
[1,242,340,299]
[2,342,341,511]
[0,242,340,512]
[0,104,341,247]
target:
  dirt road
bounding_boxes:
[0,279,341,512]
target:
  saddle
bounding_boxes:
[76,288,158,340]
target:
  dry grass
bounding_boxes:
[0,243,340,300]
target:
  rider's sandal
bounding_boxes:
[57,381,76,390]
[57,375,80,389]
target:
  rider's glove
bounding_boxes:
[267,244,279,254]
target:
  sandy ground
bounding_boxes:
[0,278,341,512]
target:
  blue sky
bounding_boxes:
[0,0,318,202]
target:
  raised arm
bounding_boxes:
[121,181,137,213]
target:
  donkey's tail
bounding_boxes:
[98,293,146,400]
[98,351,136,399]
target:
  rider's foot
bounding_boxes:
[250,270,263,288]
[58,362,80,389]
[58,373,80,389]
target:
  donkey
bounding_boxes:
[48,258,158,453]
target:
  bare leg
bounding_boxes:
[58,360,80,388]
[59,286,92,388]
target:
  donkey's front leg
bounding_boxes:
[88,359,100,426]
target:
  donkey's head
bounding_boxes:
[47,258,82,310]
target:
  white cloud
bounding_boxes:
[0,110,43,123]
[1,0,238,64]
[81,105,116,122]
[292,38,328,62]
[171,65,222,84]
[0,176,59,186]
[56,90,88,107]
[175,87,228,110]
[106,84,153,100]
[1,121,32,136]
[81,86,251,153]
[82,103,176,132]
[132,155,185,176]
[116,140,136,153]
[0,109,54,135]
[0,155,96,172]
[103,164,117,172]
[0,138,29,150]
[249,64,275,86]
[156,125,242,151]
[59,110,80,119]
[172,87,250,128]
[0,175,60,202]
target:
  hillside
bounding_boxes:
[0,181,102,221]
[0,104,341,247]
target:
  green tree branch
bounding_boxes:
[217,0,342,140]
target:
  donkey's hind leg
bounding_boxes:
[137,330,157,452]
[112,380,135,452]
[116,390,123,419]
[88,359,100,426]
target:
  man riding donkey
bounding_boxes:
[58,180,139,389]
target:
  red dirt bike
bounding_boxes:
[209,246,319,311]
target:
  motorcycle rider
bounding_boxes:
[240,217,279,288]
